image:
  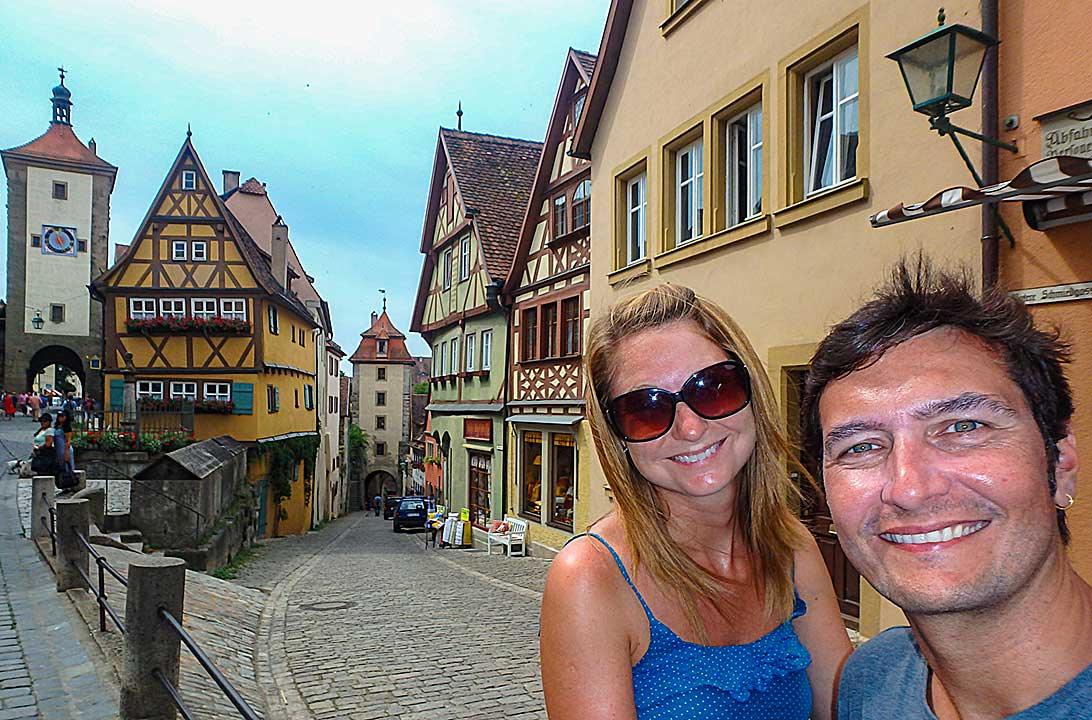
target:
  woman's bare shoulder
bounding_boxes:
[546,516,630,597]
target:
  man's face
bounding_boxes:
[818,327,1078,614]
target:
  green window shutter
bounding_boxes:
[109,379,125,411]
[232,382,254,415]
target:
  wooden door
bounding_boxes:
[784,367,860,629]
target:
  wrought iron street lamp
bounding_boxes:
[31,311,44,330]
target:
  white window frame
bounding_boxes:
[203,382,231,402]
[136,381,164,400]
[442,248,453,290]
[160,298,186,319]
[181,170,196,190]
[675,137,704,245]
[191,298,217,320]
[268,305,279,334]
[172,241,187,261]
[465,333,476,372]
[626,172,647,264]
[804,46,859,196]
[304,384,314,410]
[192,241,208,261]
[220,299,247,321]
[480,330,492,371]
[572,179,591,229]
[450,336,459,373]
[726,103,763,227]
[459,235,471,281]
[129,298,157,320]
[439,341,447,375]
[170,381,197,401]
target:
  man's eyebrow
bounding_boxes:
[823,422,884,456]
[909,392,1017,420]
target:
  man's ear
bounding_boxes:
[1053,427,1079,506]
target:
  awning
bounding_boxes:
[505,414,585,426]
[870,155,1092,229]
[425,403,504,414]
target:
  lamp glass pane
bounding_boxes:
[952,31,989,101]
[898,35,952,107]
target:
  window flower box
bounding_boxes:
[194,399,234,415]
[126,316,251,335]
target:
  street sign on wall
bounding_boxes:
[1011,281,1092,305]
[1040,100,1092,159]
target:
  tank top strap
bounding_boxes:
[569,532,654,619]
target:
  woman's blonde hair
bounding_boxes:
[585,283,806,637]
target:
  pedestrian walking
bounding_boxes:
[3,393,15,420]
[27,392,40,421]
[373,494,381,517]
[17,392,27,417]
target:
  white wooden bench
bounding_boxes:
[485,516,528,557]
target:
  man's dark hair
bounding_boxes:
[802,256,1074,542]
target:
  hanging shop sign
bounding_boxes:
[1039,100,1092,160]
[1011,281,1092,306]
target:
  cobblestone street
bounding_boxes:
[237,513,552,720]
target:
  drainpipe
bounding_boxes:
[981,0,1000,289]
[485,280,510,518]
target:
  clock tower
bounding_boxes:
[1,71,115,402]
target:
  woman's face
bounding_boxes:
[609,320,757,502]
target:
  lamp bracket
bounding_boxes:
[930,115,1019,153]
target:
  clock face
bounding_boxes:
[41,225,77,256]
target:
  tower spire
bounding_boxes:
[379,288,387,313]
[50,67,72,126]
[456,101,463,131]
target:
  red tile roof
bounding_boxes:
[239,177,267,195]
[572,48,598,82]
[3,122,116,170]
[350,311,415,363]
[440,129,542,280]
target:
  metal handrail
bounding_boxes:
[157,607,261,720]
[153,668,196,720]
[83,459,206,544]
[42,500,57,557]
[71,530,127,634]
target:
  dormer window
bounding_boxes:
[377,339,388,357]
[181,171,196,191]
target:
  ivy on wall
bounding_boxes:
[253,436,320,505]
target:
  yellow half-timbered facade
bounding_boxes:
[503,49,596,555]
[93,135,320,536]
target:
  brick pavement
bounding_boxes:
[0,421,120,720]
[239,513,551,720]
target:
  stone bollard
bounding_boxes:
[30,476,56,542]
[73,486,106,529]
[120,556,187,720]
[55,499,89,592]
[75,469,87,493]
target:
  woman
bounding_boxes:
[541,284,851,720]
[54,410,75,475]
[31,412,55,474]
[2,392,13,420]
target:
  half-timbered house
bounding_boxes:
[504,49,596,555]
[92,135,320,536]
[410,128,541,531]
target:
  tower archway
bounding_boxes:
[25,345,85,397]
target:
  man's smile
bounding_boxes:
[879,520,990,546]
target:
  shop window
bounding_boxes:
[52,181,67,200]
[553,195,567,238]
[561,297,580,355]
[726,103,763,226]
[549,433,576,530]
[805,47,858,196]
[480,330,492,370]
[522,308,538,361]
[469,451,492,527]
[572,179,590,230]
[521,431,543,520]
[540,303,558,358]
[625,171,647,264]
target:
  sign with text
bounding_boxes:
[1011,281,1092,306]
[1041,101,1092,159]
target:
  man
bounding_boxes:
[803,259,1091,719]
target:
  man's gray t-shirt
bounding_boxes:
[838,627,1092,719]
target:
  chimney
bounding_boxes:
[89,138,97,156]
[223,170,240,194]
[271,216,289,290]
[370,311,378,326]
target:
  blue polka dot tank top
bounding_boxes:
[583,533,813,720]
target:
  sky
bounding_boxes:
[0,0,610,366]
